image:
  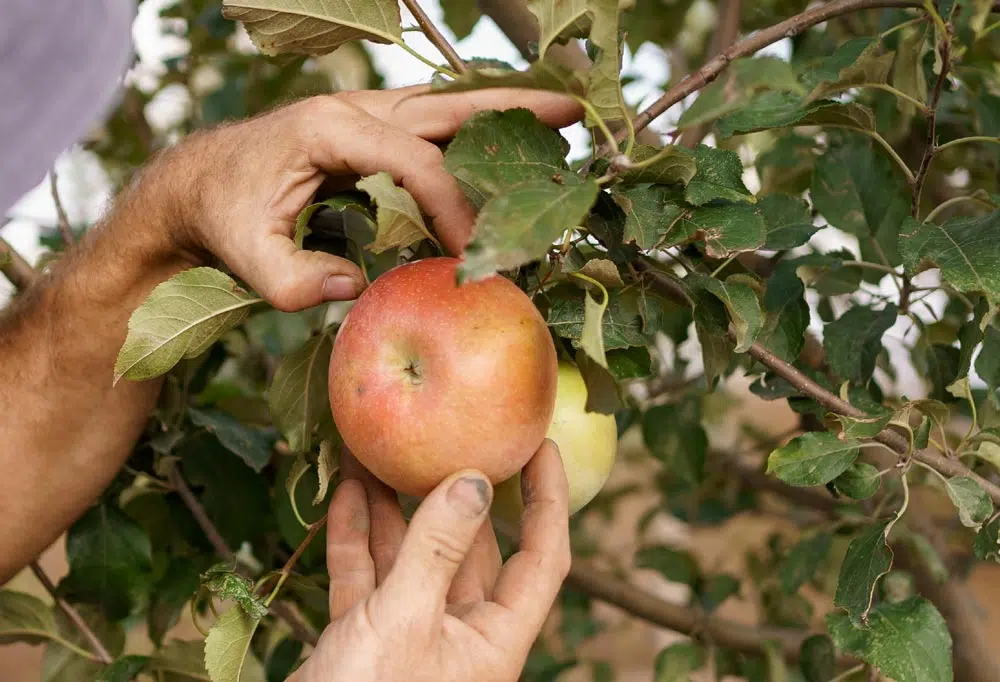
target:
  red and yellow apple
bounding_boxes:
[493,360,619,521]
[328,257,558,497]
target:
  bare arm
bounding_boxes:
[0,86,582,583]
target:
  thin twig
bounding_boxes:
[168,465,320,646]
[49,169,74,247]
[910,11,951,219]
[29,562,113,665]
[0,235,37,290]
[401,0,467,74]
[262,518,327,606]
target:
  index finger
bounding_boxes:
[488,439,570,643]
[348,85,585,141]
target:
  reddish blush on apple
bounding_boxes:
[328,257,558,497]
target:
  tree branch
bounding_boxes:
[168,465,320,646]
[618,0,963,147]
[565,562,853,663]
[910,13,951,206]
[49,170,74,247]
[678,0,743,148]
[0,235,37,290]
[29,561,113,665]
[401,0,468,74]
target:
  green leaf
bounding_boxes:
[293,194,372,249]
[115,268,260,383]
[812,138,908,267]
[356,172,439,254]
[697,574,740,612]
[759,261,809,362]
[221,0,401,56]
[61,504,153,621]
[583,0,629,125]
[546,285,646,350]
[834,520,893,623]
[268,331,335,453]
[606,346,653,381]
[42,606,124,682]
[767,432,860,487]
[574,350,622,414]
[529,0,590,53]
[833,462,882,500]
[717,94,876,140]
[201,565,269,619]
[974,517,1000,562]
[179,433,273,549]
[460,179,599,281]
[570,278,610,369]
[635,546,699,586]
[759,193,818,250]
[805,37,893,101]
[672,204,767,258]
[976,325,1000,407]
[642,398,706,484]
[944,476,993,529]
[617,145,697,185]
[189,408,274,472]
[689,285,735,387]
[685,273,764,353]
[799,634,836,682]
[833,410,893,439]
[204,606,262,682]
[431,59,584,97]
[151,640,209,681]
[678,57,805,129]
[653,642,705,682]
[148,558,201,647]
[823,304,897,384]
[266,636,304,682]
[0,590,57,645]
[611,184,686,250]
[827,596,952,682]
[778,532,832,594]
[95,655,150,682]
[439,0,481,40]
[892,25,929,117]
[901,210,1000,303]
[685,145,754,206]
[444,108,575,207]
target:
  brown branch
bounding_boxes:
[618,0,942,148]
[401,0,468,74]
[635,264,1000,505]
[0,235,37,290]
[168,465,320,646]
[49,170,74,247]
[29,561,113,665]
[566,562,853,663]
[678,0,743,148]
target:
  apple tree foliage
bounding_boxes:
[8,0,1000,680]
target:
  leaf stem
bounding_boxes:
[838,260,902,277]
[399,0,467,74]
[390,38,459,79]
[710,254,738,278]
[923,192,998,223]
[884,471,911,536]
[829,126,916,184]
[29,562,113,664]
[879,15,926,39]
[830,664,867,682]
[264,518,327,607]
[822,82,929,112]
[575,96,620,157]
[934,135,1000,153]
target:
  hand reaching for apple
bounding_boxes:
[154,86,582,312]
[290,440,570,682]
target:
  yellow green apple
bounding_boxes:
[492,360,618,521]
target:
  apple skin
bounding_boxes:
[493,361,618,521]
[328,257,558,497]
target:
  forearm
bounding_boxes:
[0,161,198,582]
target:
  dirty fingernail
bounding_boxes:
[447,475,491,518]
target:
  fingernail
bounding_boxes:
[447,476,491,518]
[323,275,361,300]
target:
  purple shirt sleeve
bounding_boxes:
[0,0,135,214]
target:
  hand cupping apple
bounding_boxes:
[328,256,617,514]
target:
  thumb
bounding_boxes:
[374,470,492,618]
[247,235,367,312]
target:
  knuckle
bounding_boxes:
[414,142,444,169]
[422,528,468,567]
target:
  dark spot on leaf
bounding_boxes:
[485,144,500,155]
[551,173,564,185]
